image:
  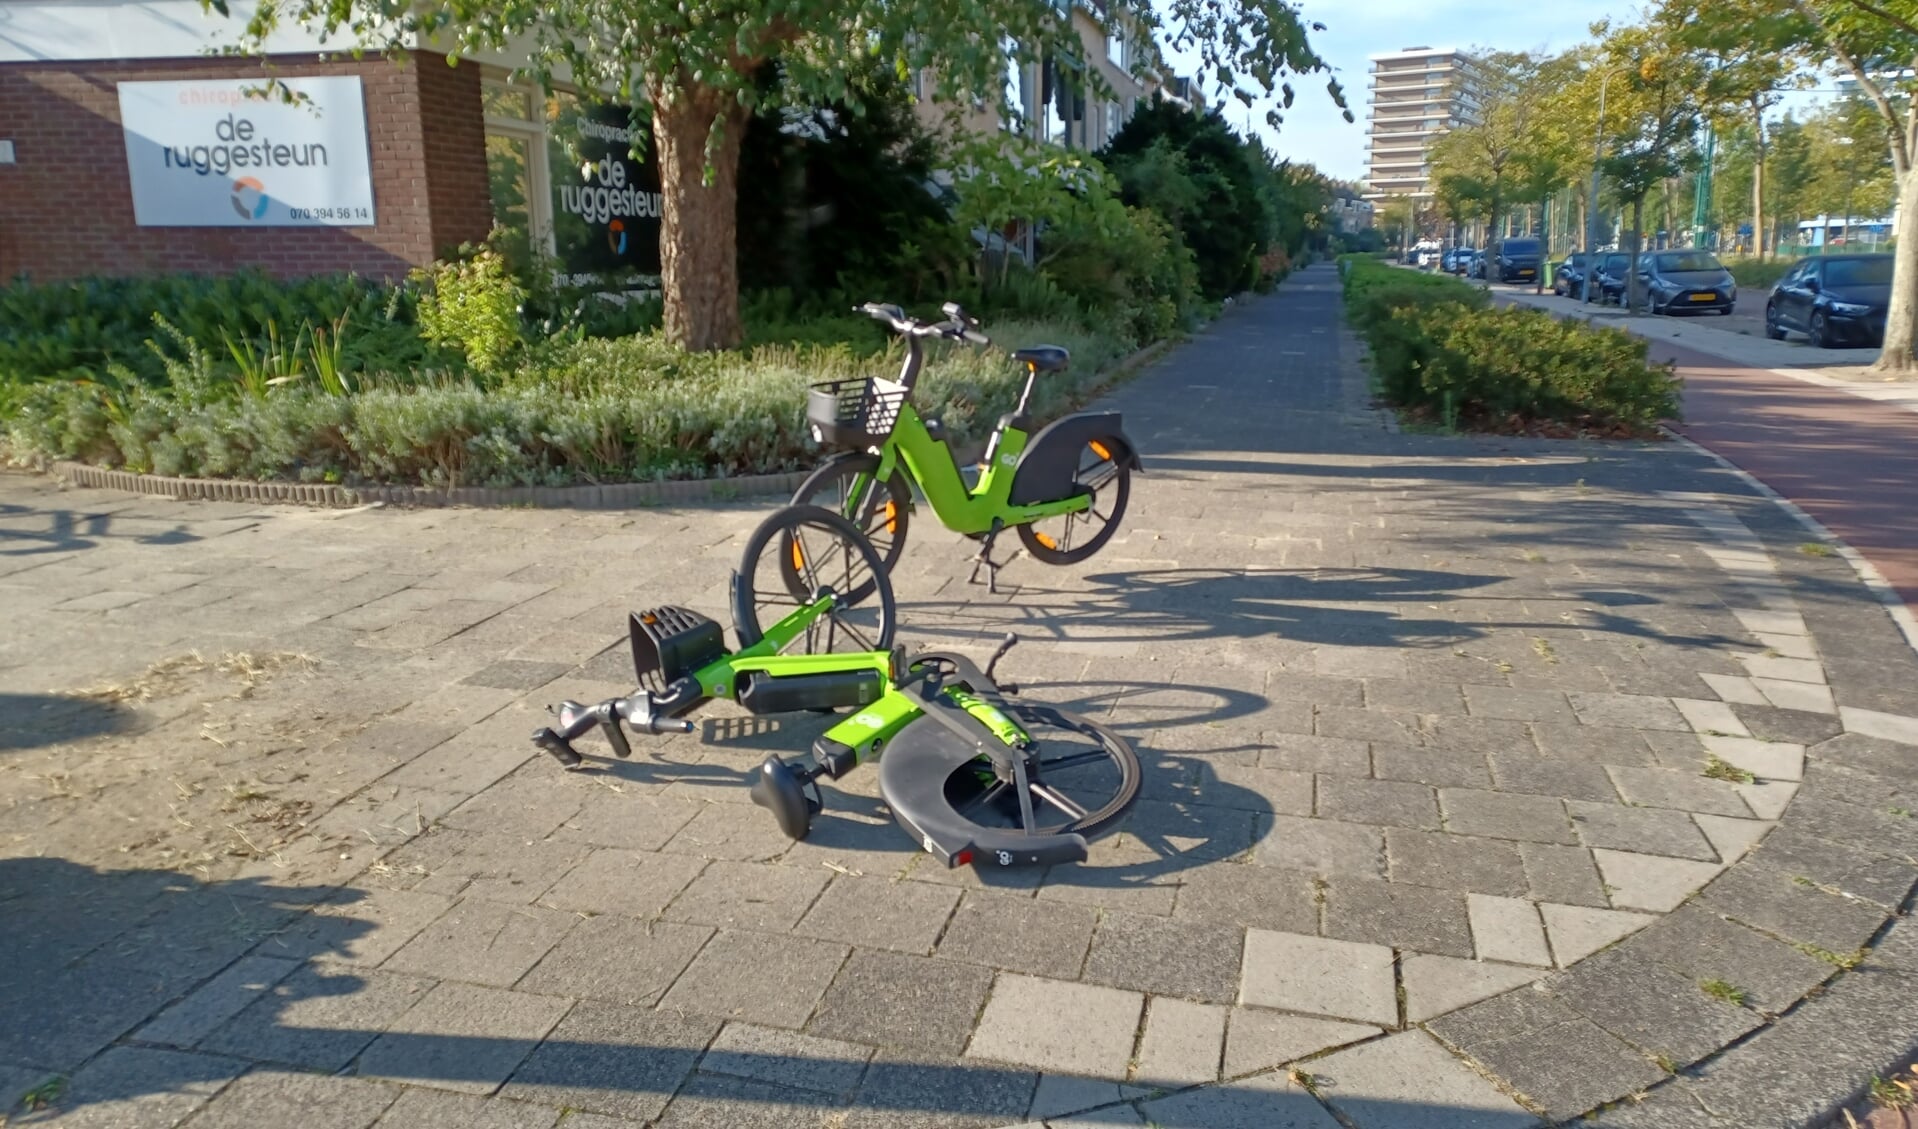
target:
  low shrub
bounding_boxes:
[1340,257,1678,433]
[410,248,527,378]
[5,320,1129,487]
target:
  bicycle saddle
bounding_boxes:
[1012,346,1070,373]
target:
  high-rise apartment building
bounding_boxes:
[1363,46,1481,201]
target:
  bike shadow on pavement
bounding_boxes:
[0,502,203,556]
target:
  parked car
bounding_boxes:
[1489,237,1544,283]
[1551,252,1589,296]
[1467,251,1489,279]
[1594,252,1634,303]
[1445,247,1474,275]
[1766,253,1892,347]
[1637,249,1737,316]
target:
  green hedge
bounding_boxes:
[1723,257,1792,289]
[4,321,1127,488]
[1341,257,1680,434]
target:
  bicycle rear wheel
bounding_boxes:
[1017,439,1130,566]
[733,505,895,655]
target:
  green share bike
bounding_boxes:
[792,302,1143,593]
[532,505,1141,868]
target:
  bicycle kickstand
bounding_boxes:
[968,520,1006,594]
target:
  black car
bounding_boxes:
[1594,252,1633,304]
[1490,237,1543,283]
[1766,253,1892,348]
[1552,253,1590,296]
[1637,250,1736,315]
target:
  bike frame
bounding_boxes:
[688,595,1030,770]
[855,400,1090,536]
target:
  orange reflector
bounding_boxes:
[884,500,898,534]
[641,613,657,625]
[1089,440,1111,460]
[1034,532,1058,550]
[790,541,805,571]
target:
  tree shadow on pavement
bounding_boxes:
[5,857,1545,1128]
[0,693,138,751]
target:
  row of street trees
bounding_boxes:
[1404,0,1918,374]
[209,0,1349,352]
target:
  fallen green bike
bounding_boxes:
[532,505,1141,867]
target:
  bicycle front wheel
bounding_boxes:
[789,454,912,602]
[734,505,895,655]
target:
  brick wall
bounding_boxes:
[0,51,494,281]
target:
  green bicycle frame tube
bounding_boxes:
[865,403,1089,535]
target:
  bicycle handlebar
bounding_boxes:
[857,301,992,348]
[533,692,692,767]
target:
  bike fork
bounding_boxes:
[968,518,1006,594]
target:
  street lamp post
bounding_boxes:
[1583,70,1615,306]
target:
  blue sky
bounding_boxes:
[1158,0,1641,181]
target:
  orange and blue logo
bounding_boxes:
[230,176,270,220]
[607,218,627,254]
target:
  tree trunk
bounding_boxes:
[651,78,751,352]
[1628,199,1645,315]
[1872,163,1918,374]
[1752,98,1768,259]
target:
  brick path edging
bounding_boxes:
[43,461,812,509]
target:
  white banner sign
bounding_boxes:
[117,77,376,227]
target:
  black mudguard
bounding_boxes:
[1007,413,1142,506]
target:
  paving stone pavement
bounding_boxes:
[3,264,1917,1127]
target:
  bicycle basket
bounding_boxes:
[807,377,906,448]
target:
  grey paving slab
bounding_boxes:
[514,913,711,1008]
[1370,743,1493,788]
[1082,911,1245,1003]
[133,954,302,1048]
[1313,1030,1541,1128]
[1137,1070,1341,1129]
[381,899,577,987]
[175,1072,398,1129]
[793,874,961,955]
[1486,753,1621,802]
[1545,948,1761,1065]
[651,1071,842,1128]
[1592,851,1724,913]
[1565,801,1718,862]
[200,966,436,1071]
[8,1045,249,1129]
[1616,905,1832,1015]
[700,1022,873,1097]
[501,1000,721,1123]
[551,791,705,851]
[370,1089,561,1129]
[935,893,1096,979]
[1321,876,1474,957]
[1134,997,1227,1086]
[1528,722,1657,767]
[536,848,707,918]
[1259,733,1372,776]
[663,860,830,932]
[1239,930,1395,1024]
[1428,988,1666,1120]
[1252,814,1385,877]
[1402,954,1542,1023]
[1604,767,1754,819]
[659,929,847,1028]
[267,889,458,968]
[1171,862,1319,934]
[1517,842,1610,908]
[967,974,1144,1079]
[806,949,994,1056]
[1221,1009,1379,1077]
[1746,824,1918,909]
[1466,895,1551,967]
[1440,788,1575,844]
[1539,904,1656,966]
[1694,860,1891,955]
[356,981,570,1093]
[1385,829,1529,897]
[1316,775,1441,830]
[845,1054,1037,1129]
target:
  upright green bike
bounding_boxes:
[792,302,1143,593]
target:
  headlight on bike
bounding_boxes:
[1830,302,1873,317]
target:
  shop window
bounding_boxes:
[485,133,537,270]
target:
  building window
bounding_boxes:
[1106,26,1127,69]
[1003,40,1028,132]
[1107,99,1124,143]
[482,79,552,270]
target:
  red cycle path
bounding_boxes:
[1654,339,1918,616]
